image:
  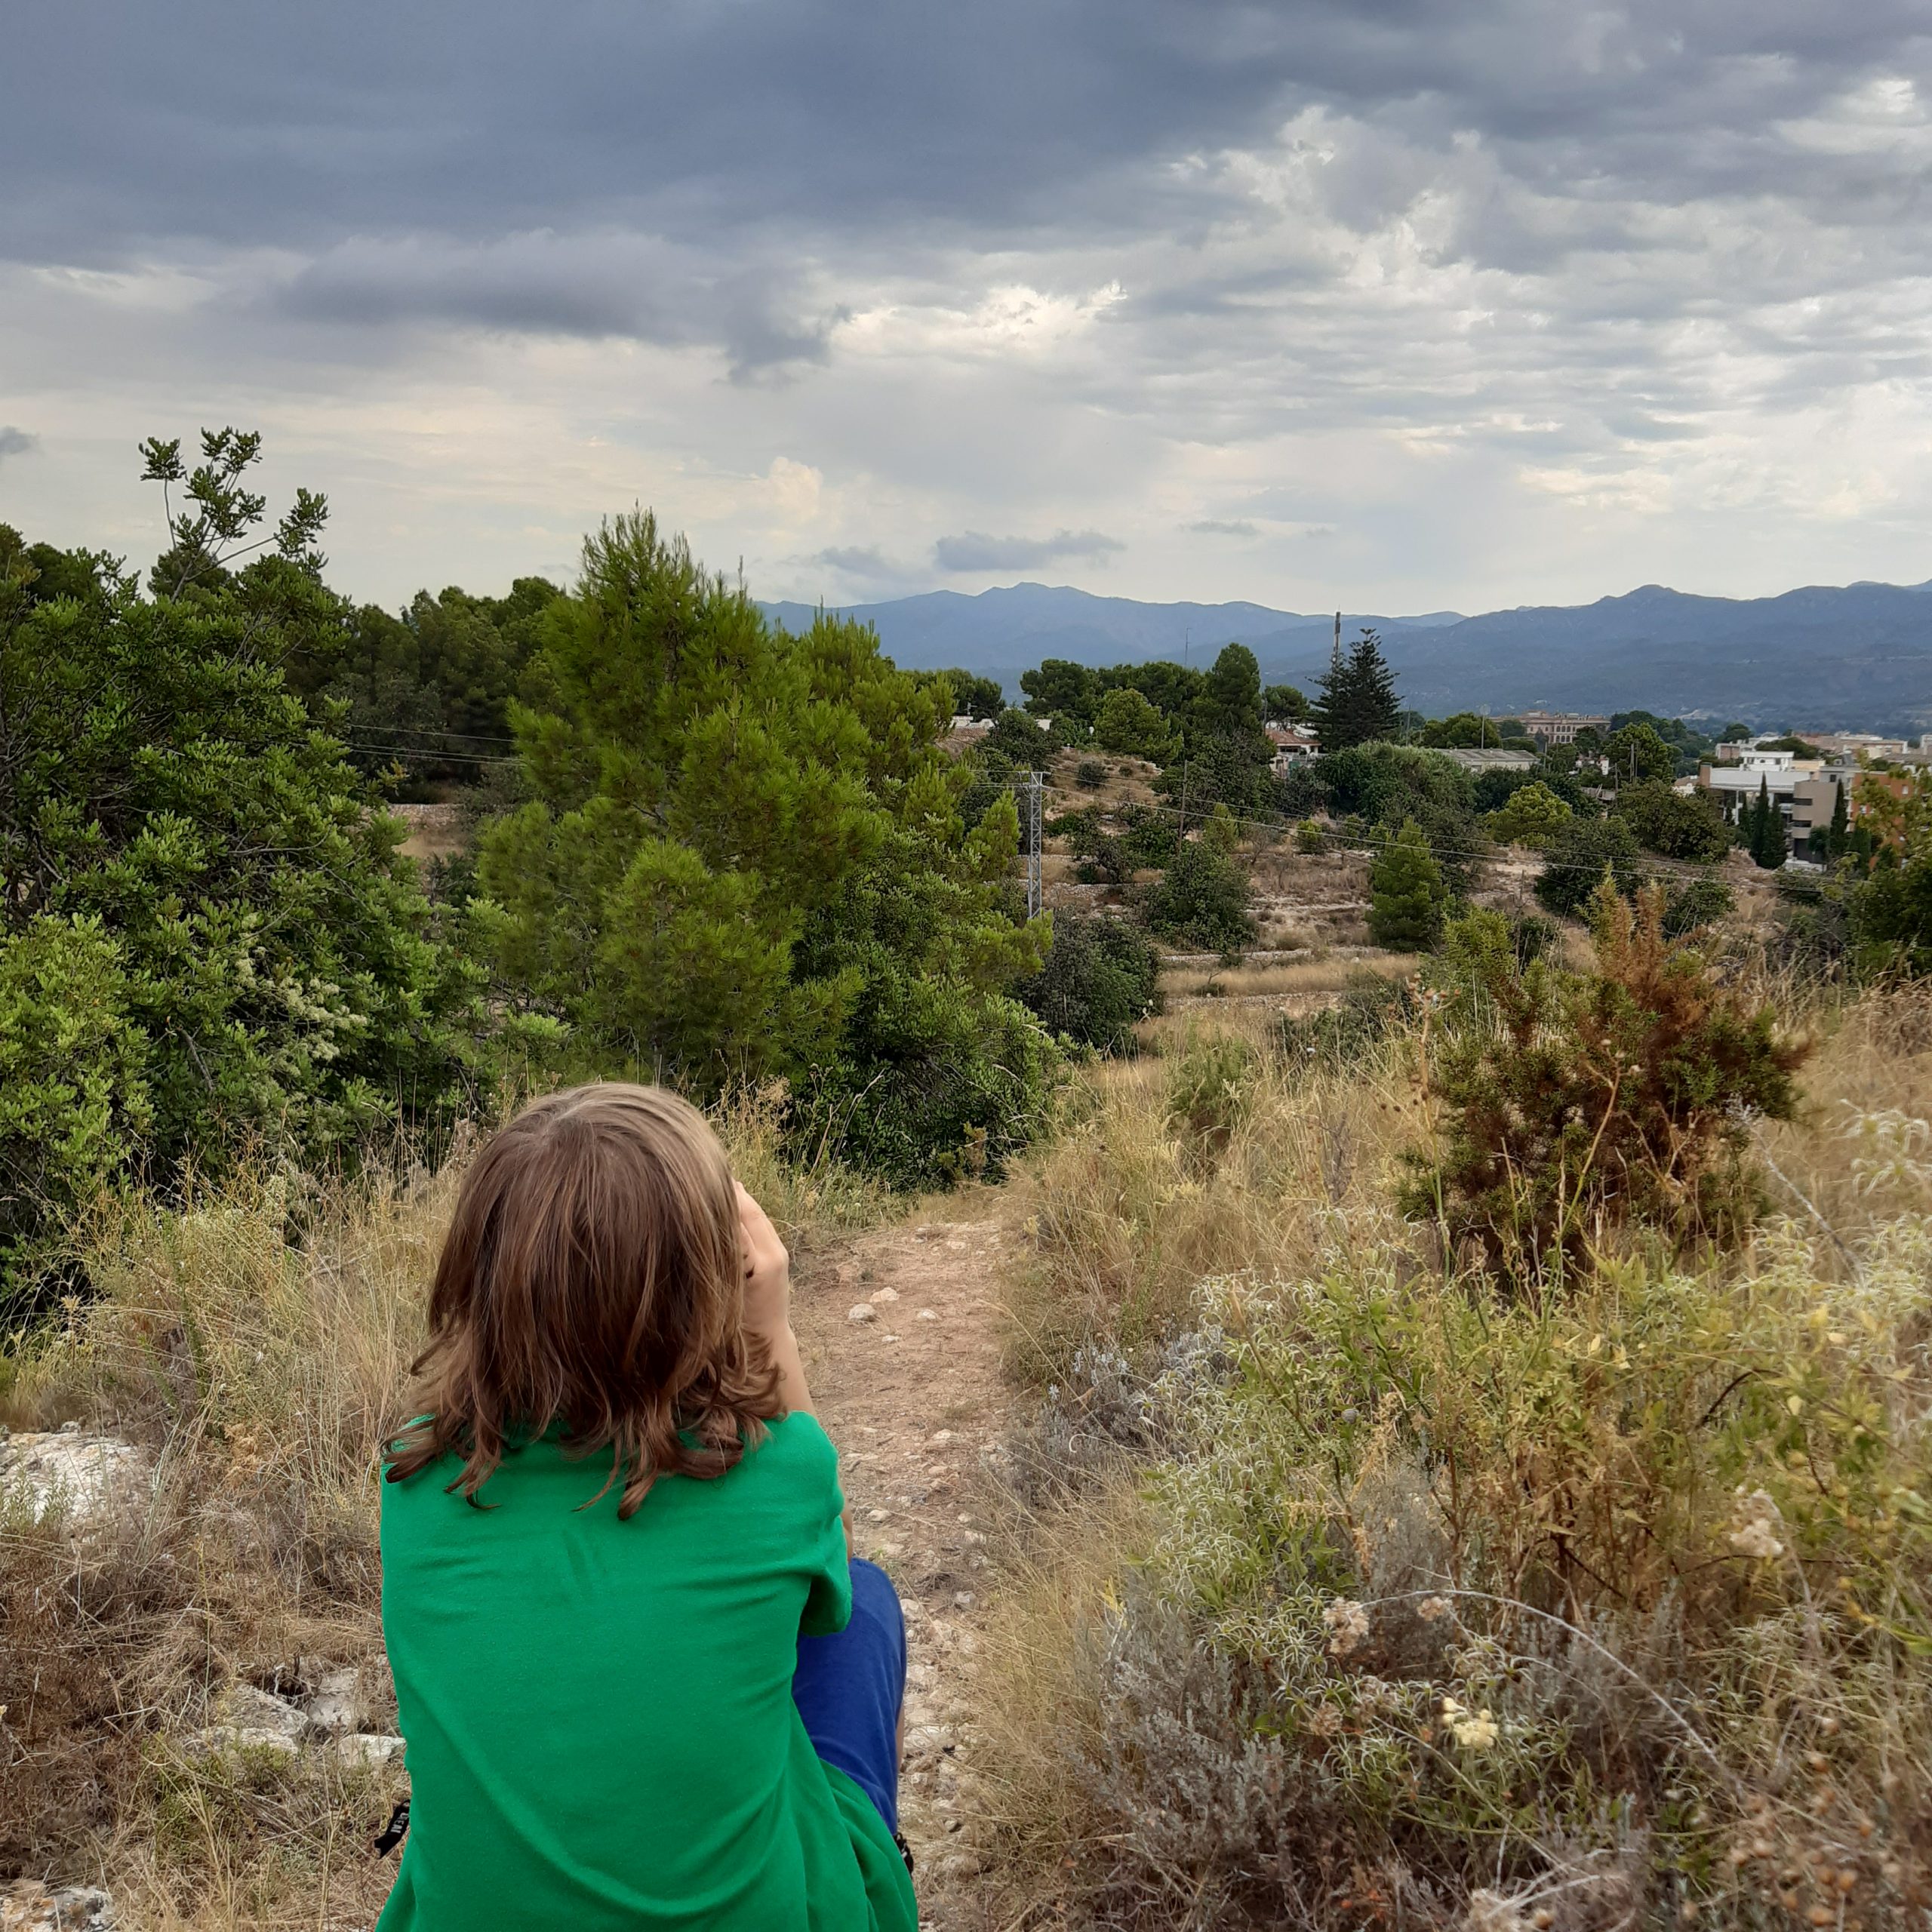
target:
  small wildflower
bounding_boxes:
[1728,1489,1786,1561]
[1323,1598,1370,1658]
[1441,1696,1499,1750]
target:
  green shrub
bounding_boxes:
[1274,970,1418,1075]
[1404,888,1807,1278]
[1164,1031,1258,1155]
[1060,1225,1932,1929]
[0,443,493,1287]
[1614,778,1730,862]
[1293,818,1325,854]
[1482,779,1571,849]
[1535,814,1644,918]
[1662,872,1734,938]
[1017,914,1163,1053]
[1367,819,1447,951]
[1074,758,1109,789]
[1139,839,1254,953]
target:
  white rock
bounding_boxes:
[903,1723,956,1760]
[300,1667,365,1737]
[0,1432,149,1527]
[847,1303,878,1324]
[212,1682,309,1747]
[928,1429,955,1447]
[915,1309,938,1322]
[868,1286,900,1304]
[952,1591,976,1610]
[0,1881,116,1931]
[332,1732,406,1770]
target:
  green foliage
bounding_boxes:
[984,705,1055,763]
[1419,711,1506,748]
[1262,681,1307,722]
[1310,628,1401,751]
[476,511,1053,1184]
[1741,777,1788,869]
[1368,819,1448,952]
[303,580,564,788]
[1092,686,1174,761]
[1314,744,1483,890]
[1482,780,1571,849]
[1200,802,1241,857]
[1273,968,1418,1074]
[0,435,489,1285]
[0,917,153,1281]
[1607,709,1718,773]
[1020,659,1102,737]
[1604,721,1677,787]
[1074,758,1108,789]
[1661,872,1734,939]
[1193,643,1265,742]
[1612,777,1730,861]
[1315,742,1475,825]
[1404,891,1807,1276]
[937,667,1004,721]
[1016,913,1162,1053]
[1850,854,1932,977]
[1825,779,1851,860]
[1163,1030,1259,1155]
[1138,838,1254,953]
[1534,814,1644,918]
[1293,818,1325,854]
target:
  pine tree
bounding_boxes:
[1368,817,1447,951]
[1312,629,1402,752]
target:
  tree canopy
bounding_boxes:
[1311,629,1401,751]
[475,511,1055,1183]
[0,432,488,1286]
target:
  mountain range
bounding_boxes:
[761,579,1932,730]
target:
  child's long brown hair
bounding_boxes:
[386,1083,782,1518]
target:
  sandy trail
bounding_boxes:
[793,1209,1014,1932]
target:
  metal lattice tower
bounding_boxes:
[1026,769,1043,917]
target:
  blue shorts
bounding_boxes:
[792,1558,906,1835]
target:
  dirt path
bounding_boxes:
[793,1208,1014,1932]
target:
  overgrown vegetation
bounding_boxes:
[979,904,1932,1932]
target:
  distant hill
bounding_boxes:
[761,578,1932,731]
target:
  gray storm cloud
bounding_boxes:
[4,2,1932,609]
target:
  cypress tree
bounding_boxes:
[1748,777,1785,869]
[1826,779,1850,860]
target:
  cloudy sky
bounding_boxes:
[5,2,1932,615]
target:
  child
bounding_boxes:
[377,1082,917,1930]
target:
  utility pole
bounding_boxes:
[1026,769,1044,917]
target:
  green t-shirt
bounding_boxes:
[376,1412,917,1932]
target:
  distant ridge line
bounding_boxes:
[758,577,1932,731]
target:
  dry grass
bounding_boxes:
[976,976,1932,1930]
[1003,1019,1423,1379]
[0,1091,894,1924]
[1159,953,1411,1003]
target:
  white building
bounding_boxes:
[1697,745,1823,823]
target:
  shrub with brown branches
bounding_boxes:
[1404,885,1810,1280]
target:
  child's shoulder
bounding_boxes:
[749,1409,837,1481]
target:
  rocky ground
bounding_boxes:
[1,1210,1019,1932]
[794,1209,1014,1932]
